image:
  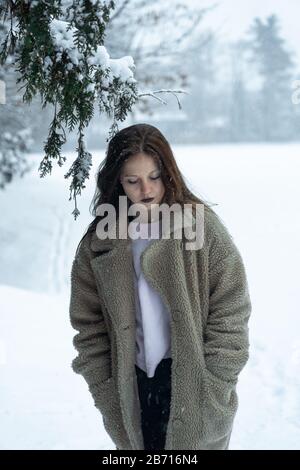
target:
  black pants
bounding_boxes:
[135,358,172,450]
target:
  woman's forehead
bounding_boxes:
[121,152,158,174]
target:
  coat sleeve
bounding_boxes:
[69,236,132,450]
[204,211,252,386]
[69,235,112,388]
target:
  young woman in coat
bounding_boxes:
[69,123,252,450]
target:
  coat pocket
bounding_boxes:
[201,367,238,442]
[88,376,128,449]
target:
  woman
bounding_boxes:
[69,123,251,450]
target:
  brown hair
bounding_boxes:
[76,123,217,253]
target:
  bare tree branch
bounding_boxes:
[138,89,190,109]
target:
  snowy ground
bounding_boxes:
[0,143,299,449]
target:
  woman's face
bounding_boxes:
[120,152,165,213]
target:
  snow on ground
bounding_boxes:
[0,143,299,449]
[0,285,116,450]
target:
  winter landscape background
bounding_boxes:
[1,0,300,450]
[1,143,300,450]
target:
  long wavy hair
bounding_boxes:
[76,123,217,254]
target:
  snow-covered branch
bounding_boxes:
[138,89,190,110]
[0,0,139,218]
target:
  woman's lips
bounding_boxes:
[141,197,154,203]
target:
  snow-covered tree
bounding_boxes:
[0,19,34,190]
[0,0,191,217]
[181,31,217,142]
[0,0,139,218]
[106,0,215,118]
[0,0,137,218]
[246,14,296,141]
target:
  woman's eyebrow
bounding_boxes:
[124,169,159,177]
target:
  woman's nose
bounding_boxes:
[140,180,152,195]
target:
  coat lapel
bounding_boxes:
[89,210,196,328]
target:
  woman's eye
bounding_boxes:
[127,175,160,184]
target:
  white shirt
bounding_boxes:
[130,218,172,378]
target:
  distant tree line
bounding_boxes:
[164,14,300,144]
